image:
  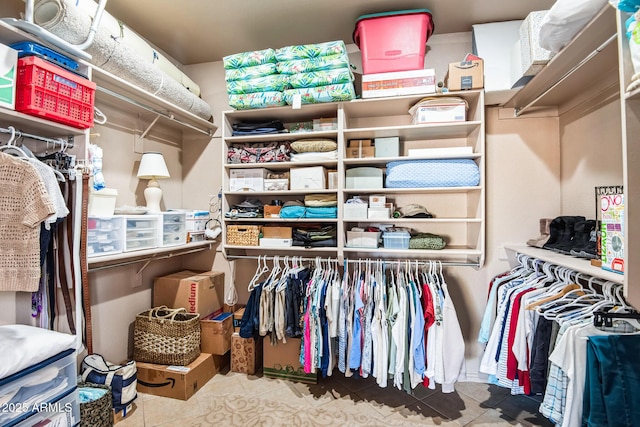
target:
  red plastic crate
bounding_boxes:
[15,55,95,129]
[354,9,434,75]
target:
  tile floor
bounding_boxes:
[116,366,554,427]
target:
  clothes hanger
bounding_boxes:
[0,126,29,159]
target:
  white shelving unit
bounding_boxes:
[221,90,485,267]
[0,19,217,273]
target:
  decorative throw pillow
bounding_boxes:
[290,138,337,153]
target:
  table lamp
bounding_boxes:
[137,152,170,213]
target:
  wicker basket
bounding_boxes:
[227,225,260,246]
[133,306,201,366]
[79,382,113,427]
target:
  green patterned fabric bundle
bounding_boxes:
[223,48,277,69]
[275,40,347,61]
[228,91,286,110]
[284,84,356,106]
[223,40,355,109]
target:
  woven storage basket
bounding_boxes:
[79,382,113,427]
[133,306,201,366]
[227,225,260,246]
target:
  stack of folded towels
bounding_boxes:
[223,48,288,110]
[276,40,356,106]
[224,41,356,109]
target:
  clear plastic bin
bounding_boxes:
[383,231,411,249]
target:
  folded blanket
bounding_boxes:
[284,84,356,106]
[288,68,354,89]
[228,91,286,110]
[225,63,278,82]
[277,53,351,75]
[275,41,348,61]
[223,48,277,69]
[226,74,290,94]
[305,207,338,218]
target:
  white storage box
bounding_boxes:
[520,10,554,76]
[185,210,209,232]
[346,231,381,248]
[259,237,293,247]
[362,68,436,98]
[229,168,269,192]
[290,166,326,190]
[412,102,467,124]
[374,137,400,157]
[369,195,386,207]
[0,43,17,110]
[343,203,368,219]
[345,167,383,189]
[88,188,118,216]
[368,207,391,219]
[87,215,124,257]
[264,178,288,191]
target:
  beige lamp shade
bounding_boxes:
[137,152,170,179]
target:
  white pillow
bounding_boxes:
[539,0,610,53]
[0,325,76,379]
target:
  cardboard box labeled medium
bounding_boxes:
[136,352,223,400]
[153,270,225,316]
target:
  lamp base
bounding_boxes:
[144,180,163,213]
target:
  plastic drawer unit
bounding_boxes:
[87,215,124,257]
[123,215,160,252]
[159,212,187,246]
[0,349,78,427]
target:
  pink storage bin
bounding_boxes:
[353,9,434,75]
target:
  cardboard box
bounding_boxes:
[262,226,292,239]
[446,60,484,91]
[136,353,217,400]
[113,403,137,424]
[374,137,400,157]
[346,146,375,158]
[0,43,17,110]
[313,117,337,131]
[290,166,326,190]
[412,102,467,124]
[263,338,317,384]
[201,311,233,355]
[233,308,245,333]
[229,168,269,192]
[231,333,263,375]
[263,205,282,218]
[153,270,225,316]
[362,68,436,99]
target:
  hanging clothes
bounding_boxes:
[0,151,55,292]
